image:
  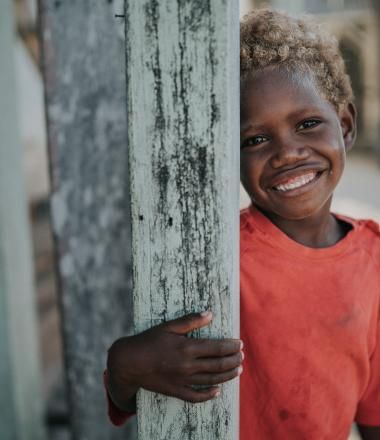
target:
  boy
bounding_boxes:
[105,9,380,439]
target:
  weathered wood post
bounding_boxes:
[125,1,240,438]
[40,1,135,439]
[0,1,46,439]
[41,0,239,438]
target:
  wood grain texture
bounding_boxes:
[125,1,240,438]
[0,1,46,439]
[40,1,135,438]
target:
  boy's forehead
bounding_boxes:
[242,67,319,100]
[240,68,332,124]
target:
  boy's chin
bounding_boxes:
[254,199,333,222]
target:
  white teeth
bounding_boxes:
[274,172,317,192]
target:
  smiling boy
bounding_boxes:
[105,9,380,439]
[240,69,352,244]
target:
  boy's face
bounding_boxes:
[240,68,356,221]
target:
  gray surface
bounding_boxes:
[125,1,240,438]
[40,1,133,439]
[334,153,380,216]
[0,1,46,439]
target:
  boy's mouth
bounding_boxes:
[272,171,323,193]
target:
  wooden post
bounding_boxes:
[0,1,46,439]
[41,0,239,438]
[40,1,135,438]
[125,1,240,438]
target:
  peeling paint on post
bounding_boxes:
[125,1,240,438]
[40,1,135,439]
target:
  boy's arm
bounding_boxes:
[104,369,137,412]
[103,370,136,426]
[105,312,243,426]
[357,425,380,440]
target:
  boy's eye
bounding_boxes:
[241,135,269,149]
[297,119,321,130]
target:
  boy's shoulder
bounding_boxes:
[240,207,252,227]
[240,207,256,255]
[357,218,380,236]
[240,207,257,236]
[240,208,380,257]
[335,213,380,262]
[240,206,268,255]
[337,213,380,238]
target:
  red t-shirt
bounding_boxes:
[240,205,380,439]
[105,205,380,438]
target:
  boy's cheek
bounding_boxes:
[240,166,261,193]
[240,159,257,180]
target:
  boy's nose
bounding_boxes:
[270,138,310,169]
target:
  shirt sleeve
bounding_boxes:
[355,322,380,426]
[103,370,136,426]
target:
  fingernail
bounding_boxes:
[238,366,243,375]
[240,340,244,350]
[200,311,212,318]
[241,351,245,361]
[214,390,221,398]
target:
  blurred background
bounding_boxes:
[1,0,379,439]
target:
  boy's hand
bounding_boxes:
[107,312,243,408]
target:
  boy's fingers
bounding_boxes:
[188,338,242,358]
[195,352,243,373]
[177,386,220,404]
[189,366,243,386]
[163,312,213,335]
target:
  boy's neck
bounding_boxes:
[257,201,350,249]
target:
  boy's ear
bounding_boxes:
[340,101,357,152]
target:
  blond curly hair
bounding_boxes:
[240,9,353,111]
